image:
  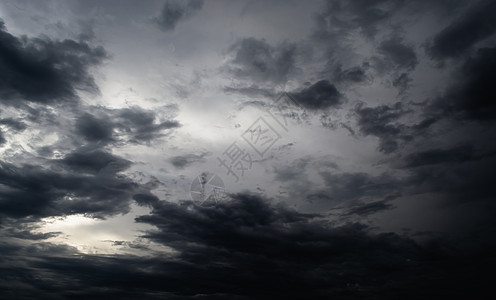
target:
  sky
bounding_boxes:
[0,0,495,298]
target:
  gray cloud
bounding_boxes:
[0,150,144,221]
[225,37,298,84]
[169,152,208,170]
[378,37,418,70]
[355,102,411,153]
[75,106,180,145]
[345,199,395,216]
[405,156,496,204]
[76,113,114,143]
[152,0,204,32]
[402,144,476,168]
[61,149,131,174]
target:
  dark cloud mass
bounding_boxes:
[402,144,475,168]
[0,154,139,221]
[355,103,410,153]
[153,0,204,32]
[291,80,342,110]
[427,0,496,60]
[0,195,494,299]
[317,0,402,38]
[0,20,107,104]
[169,152,208,169]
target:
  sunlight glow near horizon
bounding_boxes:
[33,206,174,255]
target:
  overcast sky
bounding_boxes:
[0,0,495,299]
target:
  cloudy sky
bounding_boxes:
[0,0,495,298]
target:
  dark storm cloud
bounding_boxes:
[427,0,496,60]
[369,37,418,94]
[274,136,495,211]
[0,103,168,221]
[2,227,61,240]
[152,0,204,32]
[1,194,492,299]
[290,80,342,110]
[76,113,114,143]
[354,101,440,154]
[278,143,496,209]
[0,20,107,105]
[316,0,468,41]
[133,194,427,298]
[402,144,476,168]
[226,38,297,84]
[0,150,142,221]
[319,171,401,203]
[405,154,496,203]
[75,106,180,145]
[0,112,172,224]
[355,102,411,153]
[378,37,418,70]
[311,0,461,94]
[433,47,496,120]
[169,152,208,169]
[133,193,160,207]
[273,158,400,208]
